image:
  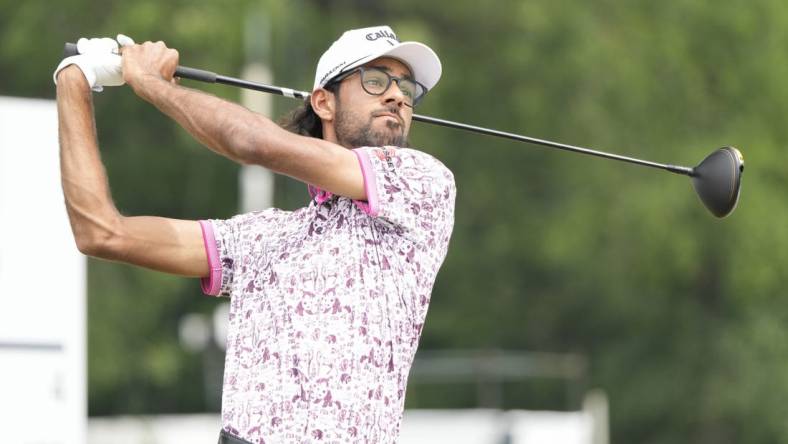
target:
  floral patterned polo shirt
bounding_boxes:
[198,146,456,444]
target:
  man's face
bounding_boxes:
[332,57,414,148]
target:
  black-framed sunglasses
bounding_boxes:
[329,67,428,107]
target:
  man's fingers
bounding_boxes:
[117,34,135,47]
[77,37,119,55]
[116,34,135,55]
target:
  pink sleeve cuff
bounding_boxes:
[198,220,222,296]
[353,148,380,217]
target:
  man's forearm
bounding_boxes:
[135,76,279,165]
[57,68,122,254]
[119,42,366,200]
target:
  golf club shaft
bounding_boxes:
[64,42,695,177]
[208,69,695,177]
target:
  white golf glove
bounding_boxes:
[53,34,135,92]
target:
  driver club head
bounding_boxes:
[691,147,744,218]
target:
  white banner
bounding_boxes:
[0,96,86,443]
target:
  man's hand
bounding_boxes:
[120,40,180,100]
[53,35,135,92]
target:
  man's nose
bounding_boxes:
[383,80,406,106]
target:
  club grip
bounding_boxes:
[64,42,79,57]
[62,42,218,83]
[174,66,217,83]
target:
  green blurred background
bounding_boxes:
[2,0,785,442]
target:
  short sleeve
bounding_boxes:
[198,219,237,297]
[353,147,456,246]
[198,210,279,297]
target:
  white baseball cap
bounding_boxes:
[313,25,442,93]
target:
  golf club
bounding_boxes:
[64,43,744,218]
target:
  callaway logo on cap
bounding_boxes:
[313,25,442,92]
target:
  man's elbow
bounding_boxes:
[234,135,273,166]
[73,224,123,260]
[227,117,280,167]
[74,233,110,258]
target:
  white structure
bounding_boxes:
[89,414,221,444]
[0,97,87,443]
[88,407,607,444]
[239,11,275,214]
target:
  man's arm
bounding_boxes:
[121,41,366,201]
[57,65,208,277]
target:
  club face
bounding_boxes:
[691,147,744,218]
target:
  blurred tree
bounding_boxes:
[1,0,255,414]
[370,1,787,443]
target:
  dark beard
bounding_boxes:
[334,108,409,148]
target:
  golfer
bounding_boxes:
[55,25,455,443]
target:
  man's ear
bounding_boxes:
[311,88,335,122]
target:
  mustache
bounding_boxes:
[371,106,404,126]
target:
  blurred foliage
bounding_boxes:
[3,0,787,442]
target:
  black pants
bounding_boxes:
[218,429,254,444]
